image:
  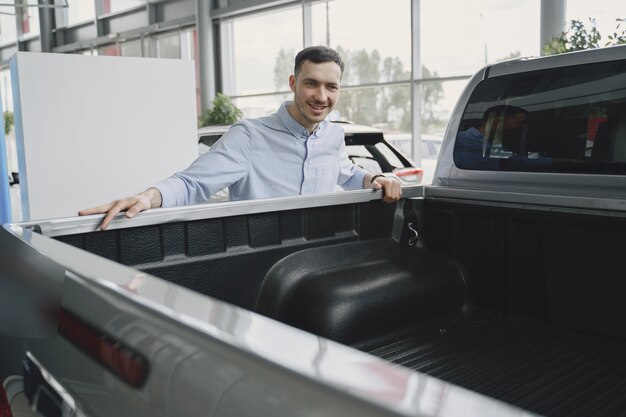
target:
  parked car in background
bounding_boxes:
[197,121,423,196]
[335,121,423,185]
[386,133,443,184]
[197,124,230,155]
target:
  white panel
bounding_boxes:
[10,52,198,221]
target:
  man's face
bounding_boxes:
[504,112,528,131]
[288,60,342,131]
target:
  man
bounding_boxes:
[80,46,401,230]
[455,104,529,169]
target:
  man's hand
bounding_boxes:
[78,188,162,231]
[371,176,402,203]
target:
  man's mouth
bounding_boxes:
[309,103,327,111]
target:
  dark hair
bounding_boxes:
[294,46,345,77]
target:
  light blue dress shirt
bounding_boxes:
[155,101,367,207]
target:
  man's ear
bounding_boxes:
[289,74,296,92]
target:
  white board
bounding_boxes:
[10,52,198,220]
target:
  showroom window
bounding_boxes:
[420,0,540,78]
[311,0,411,84]
[232,93,292,119]
[221,5,303,103]
[156,31,181,59]
[0,12,17,45]
[566,0,625,39]
[0,67,12,112]
[333,84,411,132]
[309,0,411,129]
[21,0,40,37]
[58,0,96,27]
[98,44,120,56]
[120,39,144,57]
[100,0,145,15]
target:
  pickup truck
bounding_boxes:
[2,44,626,417]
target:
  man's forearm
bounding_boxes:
[363,173,374,189]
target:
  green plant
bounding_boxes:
[198,93,243,127]
[3,111,13,135]
[543,17,626,56]
[606,18,626,45]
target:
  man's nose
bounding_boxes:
[314,87,327,102]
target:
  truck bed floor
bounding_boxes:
[367,313,626,417]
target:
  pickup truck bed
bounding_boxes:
[45,188,626,417]
[369,312,626,417]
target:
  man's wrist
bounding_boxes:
[370,174,385,184]
[144,187,163,208]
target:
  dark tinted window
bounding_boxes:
[199,134,222,147]
[454,59,626,174]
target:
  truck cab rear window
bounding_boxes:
[454,59,626,174]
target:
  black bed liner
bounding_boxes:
[368,313,626,417]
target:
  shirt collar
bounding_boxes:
[278,101,326,139]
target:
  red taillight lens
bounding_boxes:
[58,309,148,387]
[394,168,423,184]
[0,377,13,417]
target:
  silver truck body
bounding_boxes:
[1,189,534,417]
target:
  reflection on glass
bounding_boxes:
[566,0,625,40]
[311,0,411,83]
[61,1,96,25]
[454,59,626,174]
[335,84,411,133]
[421,0,539,77]
[0,68,13,112]
[156,32,181,59]
[22,0,40,36]
[233,93,291,119]
[225,6,302,96]
[0,14,17,45]
[420,79,467,136]
[121,40,142,57]
[101,0,145,15]
[98,45,120,56]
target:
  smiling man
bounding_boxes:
[80,46,401,230]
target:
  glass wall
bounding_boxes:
[120,39,144,57]
[233,93,292,119]
[65,0,96,26]
[0,67,12,112]
[156,32,181,59]
[309,0,412,134]
[566,0,626,40]
[6,0,621,187]
[222,5,303,101]
[311,0,411,83]
[97,44,120,56]
[101,0,145,15]
[0,13,17,45]
[21,0,40,37]
[421,0,540,78]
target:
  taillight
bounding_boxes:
[0,377,13,417]
[394,167,423,184]
[58,309,148,387]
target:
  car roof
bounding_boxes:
[331,121,382,134]
[198,121,384,136]
[197,124,231,136]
